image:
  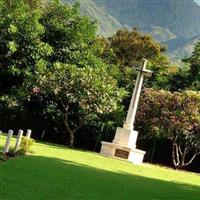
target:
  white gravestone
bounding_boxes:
[100,59,152,164]
[3,130,14,154]
[25,129,32,152]
[14,129,24,153]
[26,129,32,140]
[0,131,2,147]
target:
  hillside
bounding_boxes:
[64,0,200,60]
[144,26,177,43]
[165,35,200,60]
[64,0,123,36]
[94,0,200,39]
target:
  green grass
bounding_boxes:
[0,135,200,200]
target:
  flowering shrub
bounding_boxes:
[137,88,200,168]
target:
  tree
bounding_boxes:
[27,63,125,147]
[181,40,200,90]
[0,0,52,96]
[0,0,53,136]
[168,39,200,91]
[96,29,177,92]
[137,88,200,169]
[41,1,97,67]
[0,0,126,148]
[108,28,167,67]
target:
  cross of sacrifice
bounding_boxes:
[123,59,152,130]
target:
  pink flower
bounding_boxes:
[32,87,41,94]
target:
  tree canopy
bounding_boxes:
[0,0,200,171]
[108,29,166,67]
[0,0,125,147]
[137,88,200,168]
[28,63,125,147]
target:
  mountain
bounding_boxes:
[63,0,200,60]
[64,0,123,36]
[194,0,200,6]
[94,0,200,39]
[143,26,177,43]
[165,35,200,60]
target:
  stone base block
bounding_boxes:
[100,141,146,165]
[113,127,138,149]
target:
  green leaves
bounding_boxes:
[7,41,17,53]
[8,24,18,33]
[0,0,56,98]
[176,40,200,90]
[0,0,126,147]
[36,63,125,116]
[109,29,165,67]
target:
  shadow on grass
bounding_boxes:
[35,141,91,153]
[0,155,200,200]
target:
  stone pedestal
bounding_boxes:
[113,127,138,148]
[100,127,146,164]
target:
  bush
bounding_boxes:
[19,136,35,154]
[137,88,200,169]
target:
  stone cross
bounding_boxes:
[14,129,24,153]
[100,59,152,164]
[123,59,152,130]
[3,130,13,154]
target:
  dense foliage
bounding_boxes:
[0,0,125,147]
[29,63,125,147]
[0,0,200,171]
[137,89,200,168]
[64,0,122,37]
[183,41,200,90]
[109,29,166,67]
[168,40,200,91]
[0,0,51,96]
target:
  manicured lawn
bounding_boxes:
[0,135,200,200]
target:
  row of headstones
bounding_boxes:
[0,129,32,154]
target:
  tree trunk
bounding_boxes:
[63,112,84,148]
[63,117,74,148]
[58,99,84,148]
[172,141,180,168]
[68,130,74,148]
[172,140,200,169]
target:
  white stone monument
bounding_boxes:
[100,59,152,164]
[26,129,32,140]
[3,130,14,154]
[14,129,24,153]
